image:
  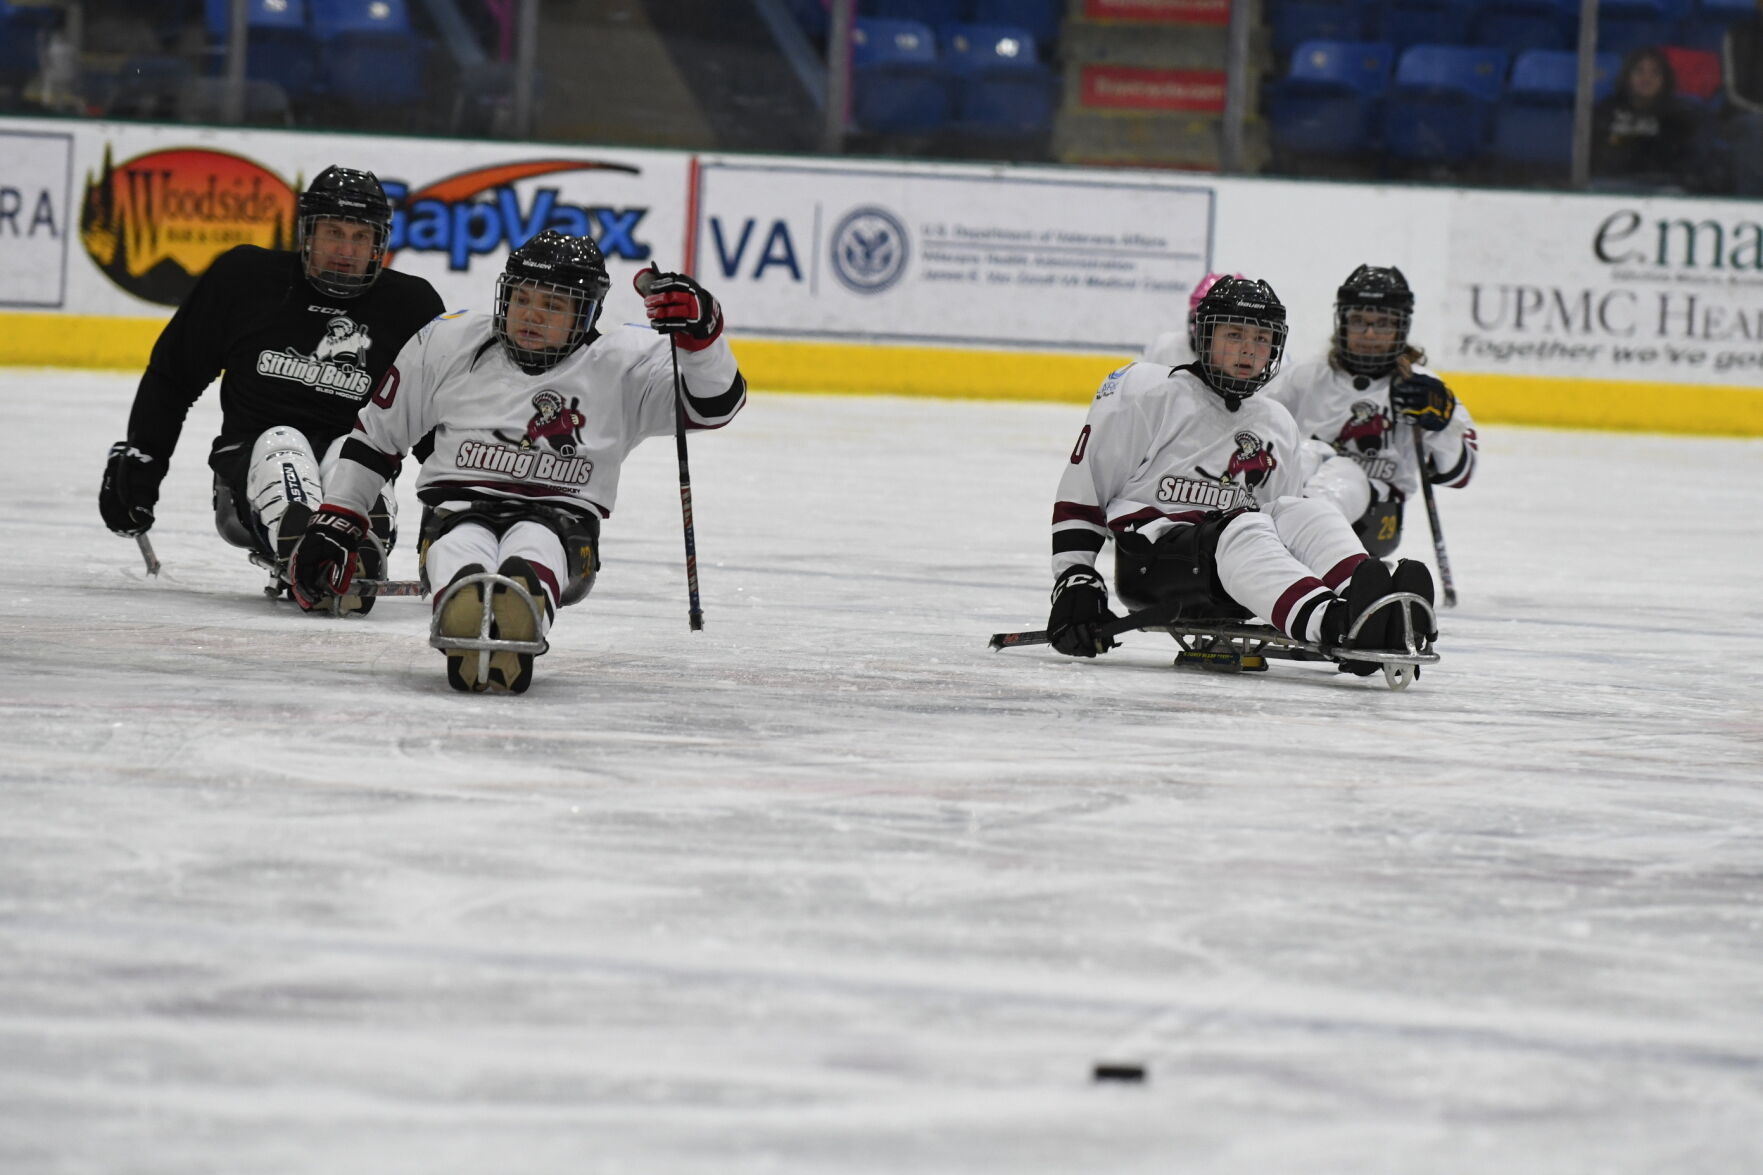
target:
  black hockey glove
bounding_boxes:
[288,505,367,612]
[635,265,724,351]
[99,441,167,536]
[1390,373,1456,432]
[1048,568,1119,658]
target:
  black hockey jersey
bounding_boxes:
[124,245,444,484]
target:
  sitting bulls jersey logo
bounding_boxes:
[1335,400,1391,454]
[314,316,372,366]
[1168,430,1277,510]
[1224,431,1276,489]
[495,389,586,457]
[256,310,375,400]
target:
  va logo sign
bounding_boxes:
[830,206,909,294]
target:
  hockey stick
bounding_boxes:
[989,601,1178,651]
[1412,424,1458,608]
[637,267,705,632]
[135,533,161,576]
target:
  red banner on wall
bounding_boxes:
[1079,66,1227,112]
[1083,0,1232,25]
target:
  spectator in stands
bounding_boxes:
[1591,47,1702,190]
[1724,0,1763,194]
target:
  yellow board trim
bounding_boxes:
[6,313,1760,437]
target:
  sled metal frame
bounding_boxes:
[427,570,550,691]
[1153,591,1439,691]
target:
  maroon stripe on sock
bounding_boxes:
[1322,553,1366,590]
[1271,577,1327,635]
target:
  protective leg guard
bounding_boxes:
[245,427,323,560]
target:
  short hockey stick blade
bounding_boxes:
[988,602,1175,651]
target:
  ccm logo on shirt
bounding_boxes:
[456,440,592,484]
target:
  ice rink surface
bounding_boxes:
[3,367,1761,1174]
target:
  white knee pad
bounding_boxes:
[246,426,322,550]
[1304,454,1372,522]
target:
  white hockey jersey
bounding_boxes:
[1266,358,1477,498]
[1052,361,1305,581]
[325,310,744,520]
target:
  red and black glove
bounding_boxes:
[288,505,367,611]
[634,266,723,351]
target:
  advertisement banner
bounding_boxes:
[1,128,73,308]
[1444,192,1763,388]
[691,159,1214,352]
[0,117,687,323]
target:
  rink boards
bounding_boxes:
[3,115,1760,436]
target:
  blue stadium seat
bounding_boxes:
[203,0,319,99]
[308,0,422,106]
[309,0,413,37]
[1268,40,1394,157]
[865,0,969,24]
[943,23,1057,134]
[1488,49,1620,169]
[1269,0,1368,56]
[851,17,950,133]
[972,0,1060,46]
[1380,44,1508,163]
[1470,0,1577,52]
[1373,0,1476,48]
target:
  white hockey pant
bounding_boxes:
[427,519,564,640]
[1214,497,1368,642]
[1298,440,1372,523]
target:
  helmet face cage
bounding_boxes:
[298,213,389,299]
[493,230,612,371]
[1332,265,1414,377]
[297,166,392,299]
[1196,312,1289,397]
[1192,277,1288,398]
[494,275,600,372]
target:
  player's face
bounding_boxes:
[505,282,580,351]
[1208,321,1275,379]
[1343,309,1404,355]
[308,218,380,276]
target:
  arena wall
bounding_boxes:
[4,116,1759,436]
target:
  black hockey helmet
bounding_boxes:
[495,229,611,372]
[1193,276,1288,405]
[1333,264,1414,377]
[297,165,392,299]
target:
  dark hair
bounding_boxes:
[1618,46,1677,105]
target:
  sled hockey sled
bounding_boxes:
[989,591,1439,691]
[427,569,549,691]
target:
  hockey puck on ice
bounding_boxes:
[1092,1061,1147,1083]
